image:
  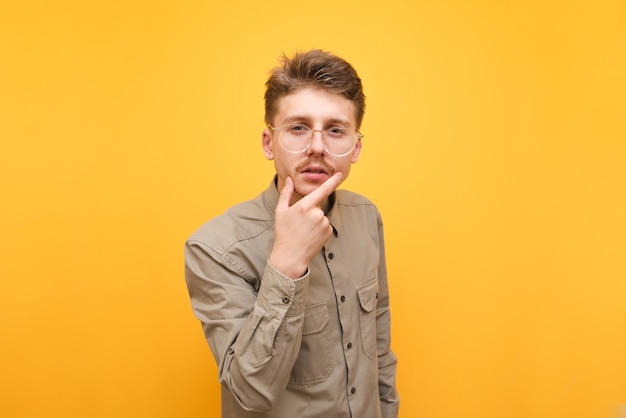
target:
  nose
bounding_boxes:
[307,130,326,155]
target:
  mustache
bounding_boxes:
[296,160,334,174]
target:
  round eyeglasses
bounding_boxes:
[268,122,363,157]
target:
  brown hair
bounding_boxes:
[264,50,366,128]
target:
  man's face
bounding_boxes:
[262,87,362,205]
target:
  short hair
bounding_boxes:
[264,50,366,128]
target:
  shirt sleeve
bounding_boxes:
[185,239,309,413]
[375,221,400,418]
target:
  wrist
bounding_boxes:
[268,254,307,280]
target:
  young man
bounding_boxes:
[185,49,399,418]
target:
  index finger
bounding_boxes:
[276,176,294,210]
[300,172,343,208]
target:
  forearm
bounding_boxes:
[376,301,399,417]
[220,263,309,411]
[378,346,399,418]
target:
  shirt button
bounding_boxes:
[340,295,345,302]
[281,297,290,304]
[328,252,334,259]
[347,342,352,349]
[350,387,356,394]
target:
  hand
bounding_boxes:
[269,173,343,279]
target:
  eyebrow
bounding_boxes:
[281,115,352,127]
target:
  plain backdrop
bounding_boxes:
[1,1,625,417]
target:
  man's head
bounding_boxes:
[262,50,365,206]
[264,50,365,128]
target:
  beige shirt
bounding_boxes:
[185,178,399,418]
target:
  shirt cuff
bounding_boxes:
[257,261,309,317]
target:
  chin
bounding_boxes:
[295,185,315,197]
[293,181,319,197]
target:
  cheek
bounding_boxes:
[272,152,296,175]
[335,160,353,178]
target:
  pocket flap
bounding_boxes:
[302,302,329,335]
[357,280,378,313]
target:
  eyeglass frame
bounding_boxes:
[267,122,363,158]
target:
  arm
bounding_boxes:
[375,221,400,418]
[185,241,309,412]
[185,174,343,411]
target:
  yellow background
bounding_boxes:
[1,1,625,417]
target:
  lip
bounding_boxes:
[302,164,329,174]
[300,164,331,182]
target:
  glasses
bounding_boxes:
[268,122,363,157]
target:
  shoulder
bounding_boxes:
[333,189,383,226]
[187,191,274,256]
[334,189,378,211]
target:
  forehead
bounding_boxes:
[274,87,357,126]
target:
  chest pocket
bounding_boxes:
[289,302,333,385]
[357,279,378,360]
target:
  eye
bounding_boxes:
[326,126,348,138]
[287,123,311,135]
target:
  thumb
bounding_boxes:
[277,176,294,209]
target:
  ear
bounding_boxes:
[262,129,274,160]
[350,136,363,163]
